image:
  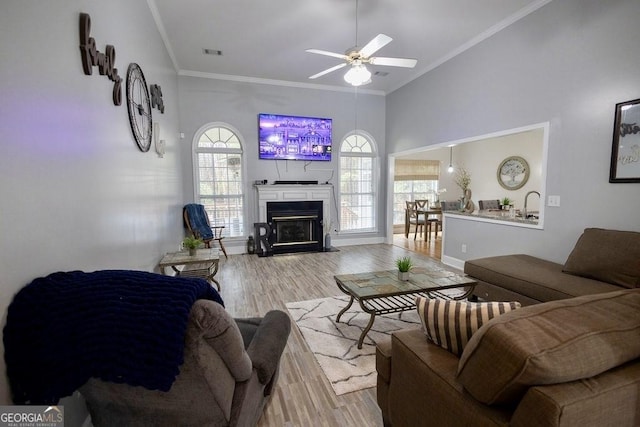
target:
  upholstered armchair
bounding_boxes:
[80,300,291,427]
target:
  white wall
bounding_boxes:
[398,129,544,211]
[0,0,181,414]
[453,129,543,211]
[386,0,640,263]
[177,77,386,241]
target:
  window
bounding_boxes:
[393,160,440,226]
[339,132,377,232]
[193,123,244,237]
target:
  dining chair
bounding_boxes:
[478,199,501,210]
[405,201,425,240]
[422,201,442,240]
[415,199,428,209]
[440,201,460,211]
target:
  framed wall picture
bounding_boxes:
[497,156,529,190]
[610,98,640,183]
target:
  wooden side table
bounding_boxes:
[159,248,221,290]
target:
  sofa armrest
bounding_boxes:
[245,310,291,384]
[383,329,511,427]
[511,361,640,427]
[376,336,393,427]
[376,336,392,383]
[191,300,253,381]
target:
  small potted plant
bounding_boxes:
[183,235,203,256]
[501,197,512,210]
[396,256,413,281]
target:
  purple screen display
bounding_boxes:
[259,113,332,161]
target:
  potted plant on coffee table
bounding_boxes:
[183,235,203,256]
[396,256,413,281]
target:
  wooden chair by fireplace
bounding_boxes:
[183,204,228,259]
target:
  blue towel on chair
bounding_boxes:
[3,270,224,404]
[185,204,214,240]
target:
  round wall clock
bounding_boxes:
[497,156,530,190]
[126,63,152,152]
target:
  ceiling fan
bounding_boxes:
[306,33,417,86]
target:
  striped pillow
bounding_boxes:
[416,296,521,356]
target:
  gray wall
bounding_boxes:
[386,0,640,264]
[0,0,181,410]
[177,77,386,241]
[2,0,639,421]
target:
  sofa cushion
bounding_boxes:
[563,228,640,288]
[415,297,520,356]
[457,289,640,405]
[464,254,622,302]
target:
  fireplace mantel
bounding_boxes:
[256,184,332,225]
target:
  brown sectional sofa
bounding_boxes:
[376,288,640,426]
[464,228,640,305]
[376,228,640,426]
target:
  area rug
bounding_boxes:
[285,295,422,395]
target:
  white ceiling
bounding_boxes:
[150,0,550,94]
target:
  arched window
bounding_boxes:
[193,123,244,237]
[339,131,377,232]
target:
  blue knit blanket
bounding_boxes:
[3,270,224,404]
[185,204,214,240]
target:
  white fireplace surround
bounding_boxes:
[256,184,332,227]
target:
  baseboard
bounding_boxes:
[441,255,465,271]
[332,236,385,247]
[221,235,384,256]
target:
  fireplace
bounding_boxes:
[267,201,323,254]
[255,184,332,256]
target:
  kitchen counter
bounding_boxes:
[444,209,540,227]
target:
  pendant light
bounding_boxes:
[447,146,454,173]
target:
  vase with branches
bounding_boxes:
[454,167,472,208]
[454,167,471,193]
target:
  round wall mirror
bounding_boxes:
[497,156,529,190]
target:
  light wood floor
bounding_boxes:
[392,231,442,260]
[215,242,453,427]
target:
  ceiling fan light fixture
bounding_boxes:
[344,63,371,86]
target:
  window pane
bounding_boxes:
[195,125,244,236]
[339,133,376,232]
[392,179,439,226]
[341,134,373,153]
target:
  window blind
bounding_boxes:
[394,159,440,181]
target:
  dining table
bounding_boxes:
[405,206,443,240]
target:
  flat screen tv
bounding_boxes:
[259,113,332,161]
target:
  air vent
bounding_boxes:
[374,71,389,77]
[202,48,223,56]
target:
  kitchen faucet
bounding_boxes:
[523,191,540,219]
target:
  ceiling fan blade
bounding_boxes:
[309,63,347,79]
[305,49,349,61]
[359,34,393,58]
[369,56,417,68]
